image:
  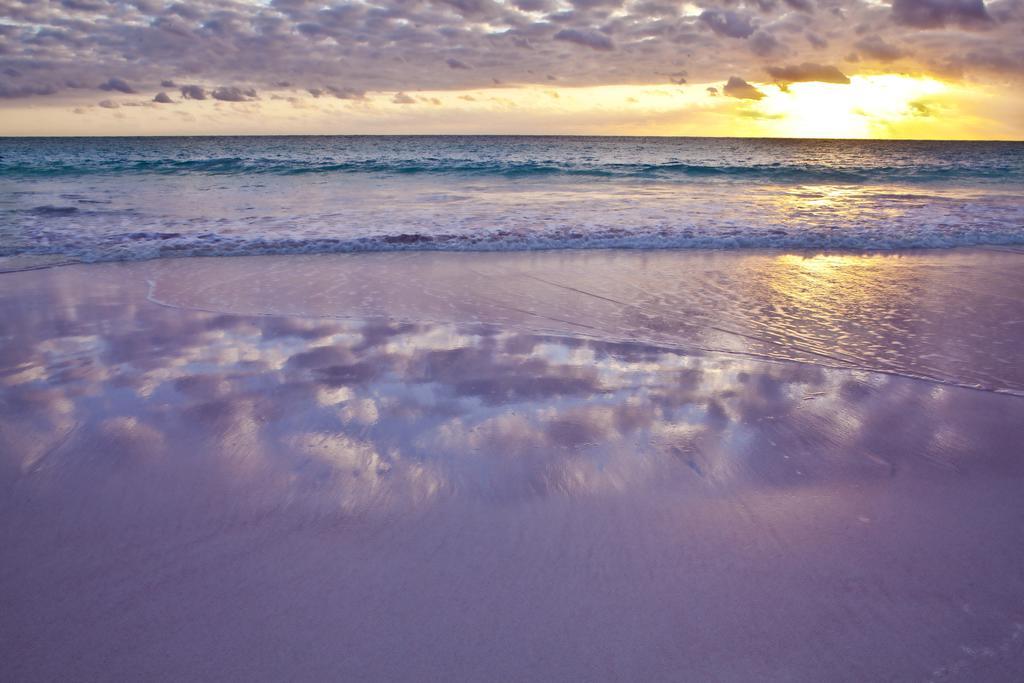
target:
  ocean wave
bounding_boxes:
[6,224,1024,265]
[2,156,1021,184]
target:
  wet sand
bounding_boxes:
[2,249,1024,681]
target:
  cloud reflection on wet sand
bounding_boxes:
[2,259,1024,681]
[147,249,1024,394]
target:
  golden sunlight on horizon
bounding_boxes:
[752,75,951,139]
[2,74,1020,140]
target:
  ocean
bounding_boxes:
[2,135,1023,263]
[6,137,1024,680]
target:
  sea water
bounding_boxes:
[2,135,1022,262]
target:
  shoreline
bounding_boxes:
[6,247,1024,396]
[5,243,1024,276]
[125,248,1024,394]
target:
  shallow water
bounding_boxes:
[144,249,1024,395]
[2,253,1024,680]
[2,137,1023,263]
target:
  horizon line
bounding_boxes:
[2,133,1022,143]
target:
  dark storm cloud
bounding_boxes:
[723,76,765,99]
[0,0,1019,101]
[765,62,850,84]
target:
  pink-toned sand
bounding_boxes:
[2,249,1024,681]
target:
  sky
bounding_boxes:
[0,0,1022,138]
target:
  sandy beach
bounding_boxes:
[3,248,1024,681]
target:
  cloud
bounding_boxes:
[392,92,416,104]
[806,32,828,49]
[855,36,905,62]
[513,0,554,9]
[211,86,259,102]
[783,0,815,12]
[62,0,105,12]
[153,92,174,104]
[948,46,1024,75]
[908,100,933,116]
[98,78,135,94]
[699,10,757,39]
[723,76,766,99]
[97,99,119,109]
[310,86,366,99]
[437,0,503,19]
[749,30,783,56]
[179,85,207,100]
[766,63,850,84]
[326,86,366,100]
[554,29,615,51]
[0,83,59,99]
[891,0,993,28]
[0,0,1018,112]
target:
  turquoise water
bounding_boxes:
[2,136,1023,261]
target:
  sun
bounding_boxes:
[753,75,950,139]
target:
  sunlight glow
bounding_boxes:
[2,73,1018,139]
[755,75,950,139]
